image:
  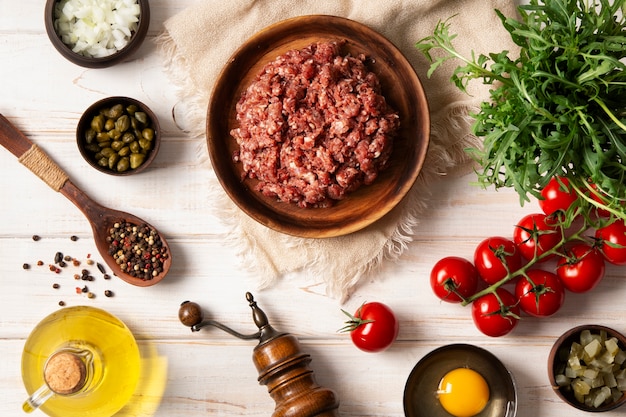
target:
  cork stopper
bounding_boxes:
[44,351,87,395]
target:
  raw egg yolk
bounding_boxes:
[437,368,489,417]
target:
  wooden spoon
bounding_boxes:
[0,114,171,287]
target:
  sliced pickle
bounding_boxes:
[555,330,626,408]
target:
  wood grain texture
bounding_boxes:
[1,1,625,417]
[0,115,171,286]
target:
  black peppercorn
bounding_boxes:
[107,220,169,280]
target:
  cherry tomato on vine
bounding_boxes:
[513,213,561,261]
[515,269,565,317]
[340,302,399,353]
[539,176,578,216]
[595,219,626,265]
[471,288,520,337]
[556,244,605,293]
[473,236,522,284]
[430,257,479,303]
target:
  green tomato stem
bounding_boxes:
[460,216,590,307]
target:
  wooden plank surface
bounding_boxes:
[2,1,625,416]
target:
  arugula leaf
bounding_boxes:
[415,0,626,219]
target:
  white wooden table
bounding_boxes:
[1,1,625,416]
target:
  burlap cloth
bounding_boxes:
[156,0,519,301]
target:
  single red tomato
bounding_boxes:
[556,244,606,292]
[430,257,479,303]
[595,219,626,265]
[471,288,520,337]
[474,236,522,285]
[539,176,578,215]
[515,269,565,317]
[340,302,399,352]
[513,213,561,261]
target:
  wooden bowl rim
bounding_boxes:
[206,15,430,238]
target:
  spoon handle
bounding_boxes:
[0,114,69,192]
[0,114,105,220]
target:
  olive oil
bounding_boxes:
[22,306,140,417]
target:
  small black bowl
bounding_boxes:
[404,344,517,417]
[44,0,150,68]
[549,324,626,412]
[77,96,161,176]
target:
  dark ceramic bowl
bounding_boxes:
[404,344,517,417]
[549,324,626,412]
[76,96,160,176]
[44,0,150,68]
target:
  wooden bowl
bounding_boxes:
[76,96,161,176]
[207,15,430,238]
[548,324,626,412]
[44,0,150,68]
[403,344,517,417]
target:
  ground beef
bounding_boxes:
[231,41,399,208]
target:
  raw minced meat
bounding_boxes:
[231,41,399,208]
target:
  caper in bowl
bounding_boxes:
[77,97,160,175]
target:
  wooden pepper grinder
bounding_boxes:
[178,292,340,417]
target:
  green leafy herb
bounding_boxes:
[416,0,626,219]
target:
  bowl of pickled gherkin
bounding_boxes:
[549,325,626,412]
[77,96,160,175]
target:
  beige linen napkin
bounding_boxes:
[157,0,519,301]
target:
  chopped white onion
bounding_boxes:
[53,0,140,58]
